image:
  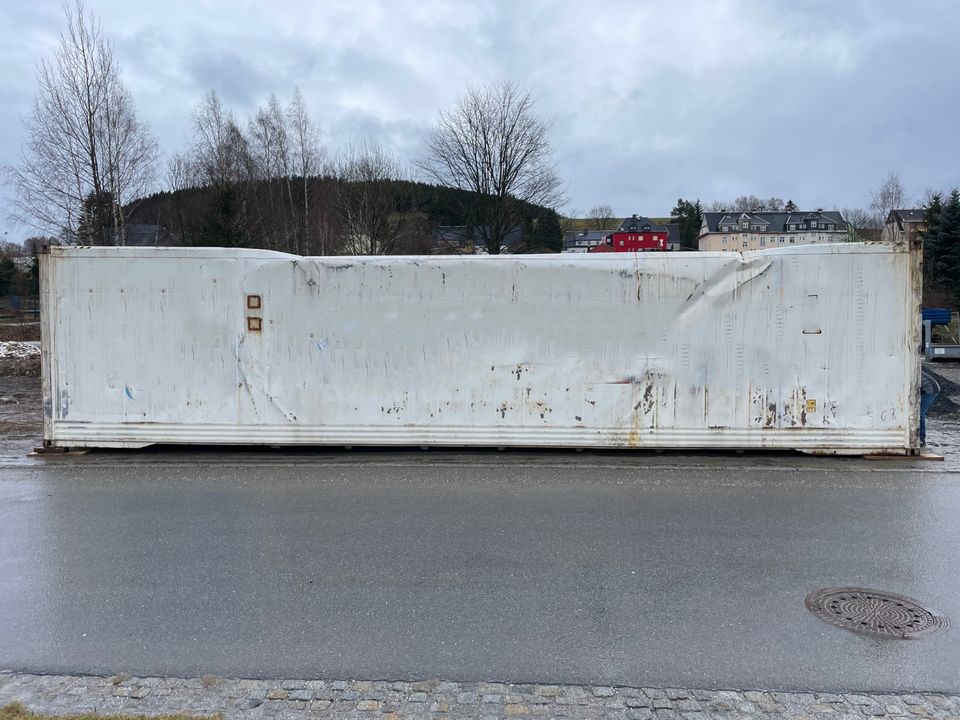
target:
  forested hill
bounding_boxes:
[127,178,562,255]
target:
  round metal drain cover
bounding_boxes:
[806,587,949,639]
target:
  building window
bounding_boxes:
[760,238,766,245]
[789,238,795,243]
[779,237,784,243]
[619,240,624,246]
[722,225,728,232]
[742,241,748,248]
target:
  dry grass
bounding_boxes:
[0,323,40,342]
[1,703,220,720]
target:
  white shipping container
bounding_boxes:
[40,243,921,453]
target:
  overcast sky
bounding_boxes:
[1,0,959,242]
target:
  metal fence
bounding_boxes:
[0,295,41,342]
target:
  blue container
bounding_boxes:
[922,307,952,326]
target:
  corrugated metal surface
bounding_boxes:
[40,243,921,452]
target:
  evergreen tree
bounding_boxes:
[784,199,798,213]
[922,193,944,286]
[671,198,704,249]
[690,200,704,249]
[938,189,960,298]
[77,191,119,245]
[0,256,16,295]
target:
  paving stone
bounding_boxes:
[479,683,508,694]
[809,703,841,713]
[653,710,681,720]
[0,671,952,720]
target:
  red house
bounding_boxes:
[589,215,669,252]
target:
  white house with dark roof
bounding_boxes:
[697,210,848,251]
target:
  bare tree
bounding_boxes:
[333,141,408,255]
[189,91,255,246]
[4,1,157,243]
[869,170,909,229]
[588,204,616,231]
[287,87,323,255]
[708,195,786,213]
[418,82,563,254]
[837,207,876,240]
[248,94,292,250]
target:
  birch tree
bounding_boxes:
[334,141,407,255]
[4,1,157,243]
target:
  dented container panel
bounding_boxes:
[40,243,920,451]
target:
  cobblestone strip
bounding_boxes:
[0,673,957,720]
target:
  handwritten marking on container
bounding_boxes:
[124,385,134,400]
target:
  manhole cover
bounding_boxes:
[806,587,950,639]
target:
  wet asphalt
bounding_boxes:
[0,452,958,693]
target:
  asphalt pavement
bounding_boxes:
[1,452,958,693]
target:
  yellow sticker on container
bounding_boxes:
[805,399,817,413]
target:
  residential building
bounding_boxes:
[562,230,608,253]
[663,223,681,251]
[431,225,523,254]
[881,209,926,244]
[589,215,670,253]
[698,210,847,251]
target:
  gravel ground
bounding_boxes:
[924,362,960,421]
[1,672,957,720]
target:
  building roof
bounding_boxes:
[702,210,846,234]
[432,225,523,253]
[563,230,609,250]
[615,215,670,234]
[663,223,680,248]
[888,209,925,225]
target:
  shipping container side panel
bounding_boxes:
[42,245,914,450]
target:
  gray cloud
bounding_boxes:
[1,0,959,242]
